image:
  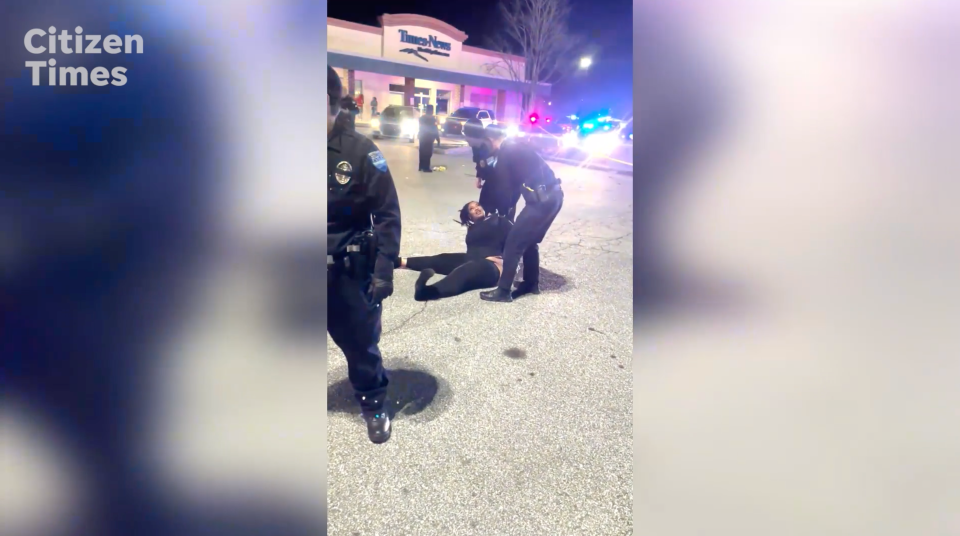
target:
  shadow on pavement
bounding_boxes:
[515,267,572,294]
[327,365,452,423]
[537,267,571,293]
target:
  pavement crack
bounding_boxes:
[383,302,429,337]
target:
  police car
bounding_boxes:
[560,115,626,155]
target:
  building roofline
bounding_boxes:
[379,14,469,43]
[327,16,526,64]
[327,50,551,96]
[328,17,382,36]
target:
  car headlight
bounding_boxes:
[583,132,620,155]
[371,118,380,129]
[401,118,419,135]
[506,125,519,137]
[561,131,579,148]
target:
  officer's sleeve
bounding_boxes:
[361,143,402,281]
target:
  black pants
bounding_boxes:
[327,272,388,412]
[405,253,501,300]
[497,189,564,291]
[418,138,434,171]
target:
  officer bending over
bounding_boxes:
[479,123,564,303]
[327,66,402,443]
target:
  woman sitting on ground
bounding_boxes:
[395,201,512,301]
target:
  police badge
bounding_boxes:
[335,161,352,184]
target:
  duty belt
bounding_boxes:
[327,244,362,268]
[521,181,562,204]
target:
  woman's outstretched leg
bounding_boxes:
[399,253,469,275]
[415,260,500,301]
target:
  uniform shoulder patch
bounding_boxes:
[368,150,388,173]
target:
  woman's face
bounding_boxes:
[468,202,485,222]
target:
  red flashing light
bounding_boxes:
[529,113,539,124]
[545,117,552,123]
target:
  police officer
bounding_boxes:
[418,105,438,172]
[479,123,563,302]
[327,66,402,443]
[465,118,520,222]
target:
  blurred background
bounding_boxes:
[634,0,960,535]
[1,0,328,534]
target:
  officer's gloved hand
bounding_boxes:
[371,257,395,304]
[370,277,393,304]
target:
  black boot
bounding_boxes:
[414,269,439,301]
[362,409,391,444]
[511,281,541,299]
[480,287,513,302]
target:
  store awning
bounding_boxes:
[327,51,551,97]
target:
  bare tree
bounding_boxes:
[483,0,580,120]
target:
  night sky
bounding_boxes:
[327,0,633,121]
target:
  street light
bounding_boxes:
[579,57,592,69]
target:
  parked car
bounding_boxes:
[442,107,496,136]
[371,105,420,142]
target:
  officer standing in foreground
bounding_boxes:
[327,66,402,443]
[479,123,563,302]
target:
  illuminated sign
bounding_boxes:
[397,29,451,62]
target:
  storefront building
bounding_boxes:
[328,14,550,123]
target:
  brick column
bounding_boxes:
[404,77,415,106]
[347,70,356,96]
[496,89,507,122]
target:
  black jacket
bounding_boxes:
[464,213,513,259]
[328,126,402,280]
[418,114,438,141]
[494,140,559,190]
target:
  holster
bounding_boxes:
[521,183,561,205]
[328,230,378,283]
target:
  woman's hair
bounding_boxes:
[459,202,475,226]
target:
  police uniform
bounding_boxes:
[479,139,563,302]
[328,67,402,443]
[418,108,438,172]
[466,120,520,222]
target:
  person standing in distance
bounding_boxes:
[479,123,563,302]
[418,105,438,172]
[327,66,402,443]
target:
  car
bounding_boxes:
[442,107,496,136]
[371,105,420,142]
